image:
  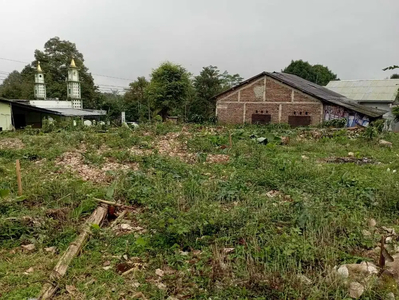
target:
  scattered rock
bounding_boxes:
[380,140,393,148]
[131,281,141,288]
[223,248,235,254]
[349,282,364,299]
[66,285,77,295]
[155,282,167,290]
[123,254,129,261]
[386,292,395,300]
[179,251,189,256]
[348,152,355,157]
[337,265,349,278]
[21,244,35,252]
[0,138,24,150]
[103,261,111,267]
[44,246,56,253]
[120,224,134,231]
[102,266,112,271]
[155,269,165,277]
[368,218,377,228]
[206,154,230,164]
[301,155,309,160]
[297,274,312,285]
[362,230,372,237]
[266,190,281,198]
[382,227,396,235]
[24,267,34,275]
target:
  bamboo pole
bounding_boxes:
[16,159,22,196]
[38,205,108,299]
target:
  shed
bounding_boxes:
[0,97,105,130]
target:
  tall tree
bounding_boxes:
[191,66,223,119]
[390,74,399,79]
[146,62,191,120]
[124,77,150,121]
[283,60,338,86]
[0,71,32,99]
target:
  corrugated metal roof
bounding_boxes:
[326,79,399,102]
[50,108,106,117]
[0,97,105,117]
[267,72,386,118]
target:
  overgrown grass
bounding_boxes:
[0,124,398,299]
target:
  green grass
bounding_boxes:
[0,124,398,299]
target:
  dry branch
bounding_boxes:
[110,210,128,229]
[94,198,136,210]
[38,205,108,299]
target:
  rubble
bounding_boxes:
[348,282,364,299]
[0,138,25,150]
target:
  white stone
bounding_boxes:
[349,282,364,299]
[297,274,312,285]
[368,218,377,228]
[337,265,349,278]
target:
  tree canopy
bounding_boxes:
[282,60,339,86]
[0,37,100,108]
[146,62,191,121]
[390,74,399,79]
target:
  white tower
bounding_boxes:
[34,61,46,100]
[67,58,82,109]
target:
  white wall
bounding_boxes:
[0,102,12,131]
[30,100,73,109]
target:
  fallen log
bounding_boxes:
[38,205,108,299]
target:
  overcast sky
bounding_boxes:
[0,0,398,91]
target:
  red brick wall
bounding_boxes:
[281,103,322,125]
[293,91,318,103]
[245,103,280,124]
[240,79,264,102]
[216,75,325,125]
[217,102,244,124]
[266,78,292,102]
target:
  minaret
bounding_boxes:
[34,61,46,100]
[67,58,82,109]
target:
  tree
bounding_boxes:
[124,77,150,121]
[0,71,32,99]
[146,62,191,121]
[191,66,223,119]
[391,74,399,79]
[0,37,101,108]
[282,60,338,86]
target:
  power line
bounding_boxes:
[0,56,135,81]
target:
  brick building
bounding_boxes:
[215,72,385,127]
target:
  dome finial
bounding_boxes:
[70,58,76,68]
[37,61,43,72]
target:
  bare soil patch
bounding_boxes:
[0,138,25,150]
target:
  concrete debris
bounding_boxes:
[120,224,134,231]
[266,190,281,198]
[102,266,112,270]
[155,282,167,290]
[348,282,364,299]
[386,292,395,300]
[0,138,24,150]
[348,152,355,157]
[66,285,77,294]
[380,140,393,148]
[131,281,141,288]
[301,155,309,160]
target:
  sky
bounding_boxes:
[0,0,398,92]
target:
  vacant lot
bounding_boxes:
[0,123,399,299]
